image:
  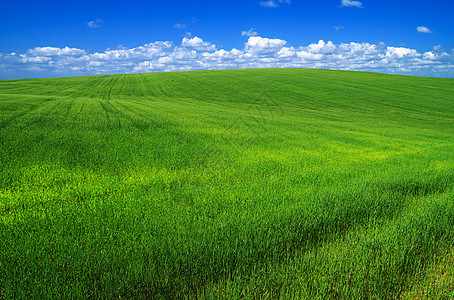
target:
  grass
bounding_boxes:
[0,68,453,299]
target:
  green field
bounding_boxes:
[1,69,453,299]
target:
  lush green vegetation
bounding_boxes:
[1,69,453,299]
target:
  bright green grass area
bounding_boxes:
[0,69,453,299]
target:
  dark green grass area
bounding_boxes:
[0,69,453,298]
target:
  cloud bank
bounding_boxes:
[1,36,453,79]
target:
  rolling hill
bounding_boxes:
[1,69,453,299]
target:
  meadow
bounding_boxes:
[0,68,453,299]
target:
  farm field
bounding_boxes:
[0,68,453,299]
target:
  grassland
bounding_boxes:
[0,69,453,299]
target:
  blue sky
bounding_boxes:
[1,0,453,79]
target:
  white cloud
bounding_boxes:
[333,25,344,31]
[259,0,290,8]
[87,19,103,28]
[20,55,51,63]
[181,37,216,51]
[417,26,433,34]
[174,23,186,29]
[27,46,86,57]
[245,36,287,55]
[307,40,336,54]
[386,47,420,59]
[2,36,453,79]
[340,0,363,8]
[242,28,258,37]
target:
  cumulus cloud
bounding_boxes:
[340,0,363,8]
[87,19,103,28]
[181,36,216,51]
[417,26,433,34]
[242,28,258,37]
[386,47,420,59]
[259,0,290,8]
[1,36,453,79]
[245,36,287,54]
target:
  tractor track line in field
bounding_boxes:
[0,99,55,129]
[106,75,120,101]
[72,100,88,122]
[93,74,121,126]
[64,98,78,120]
[99,101,112,127]
[111,100,151,131]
